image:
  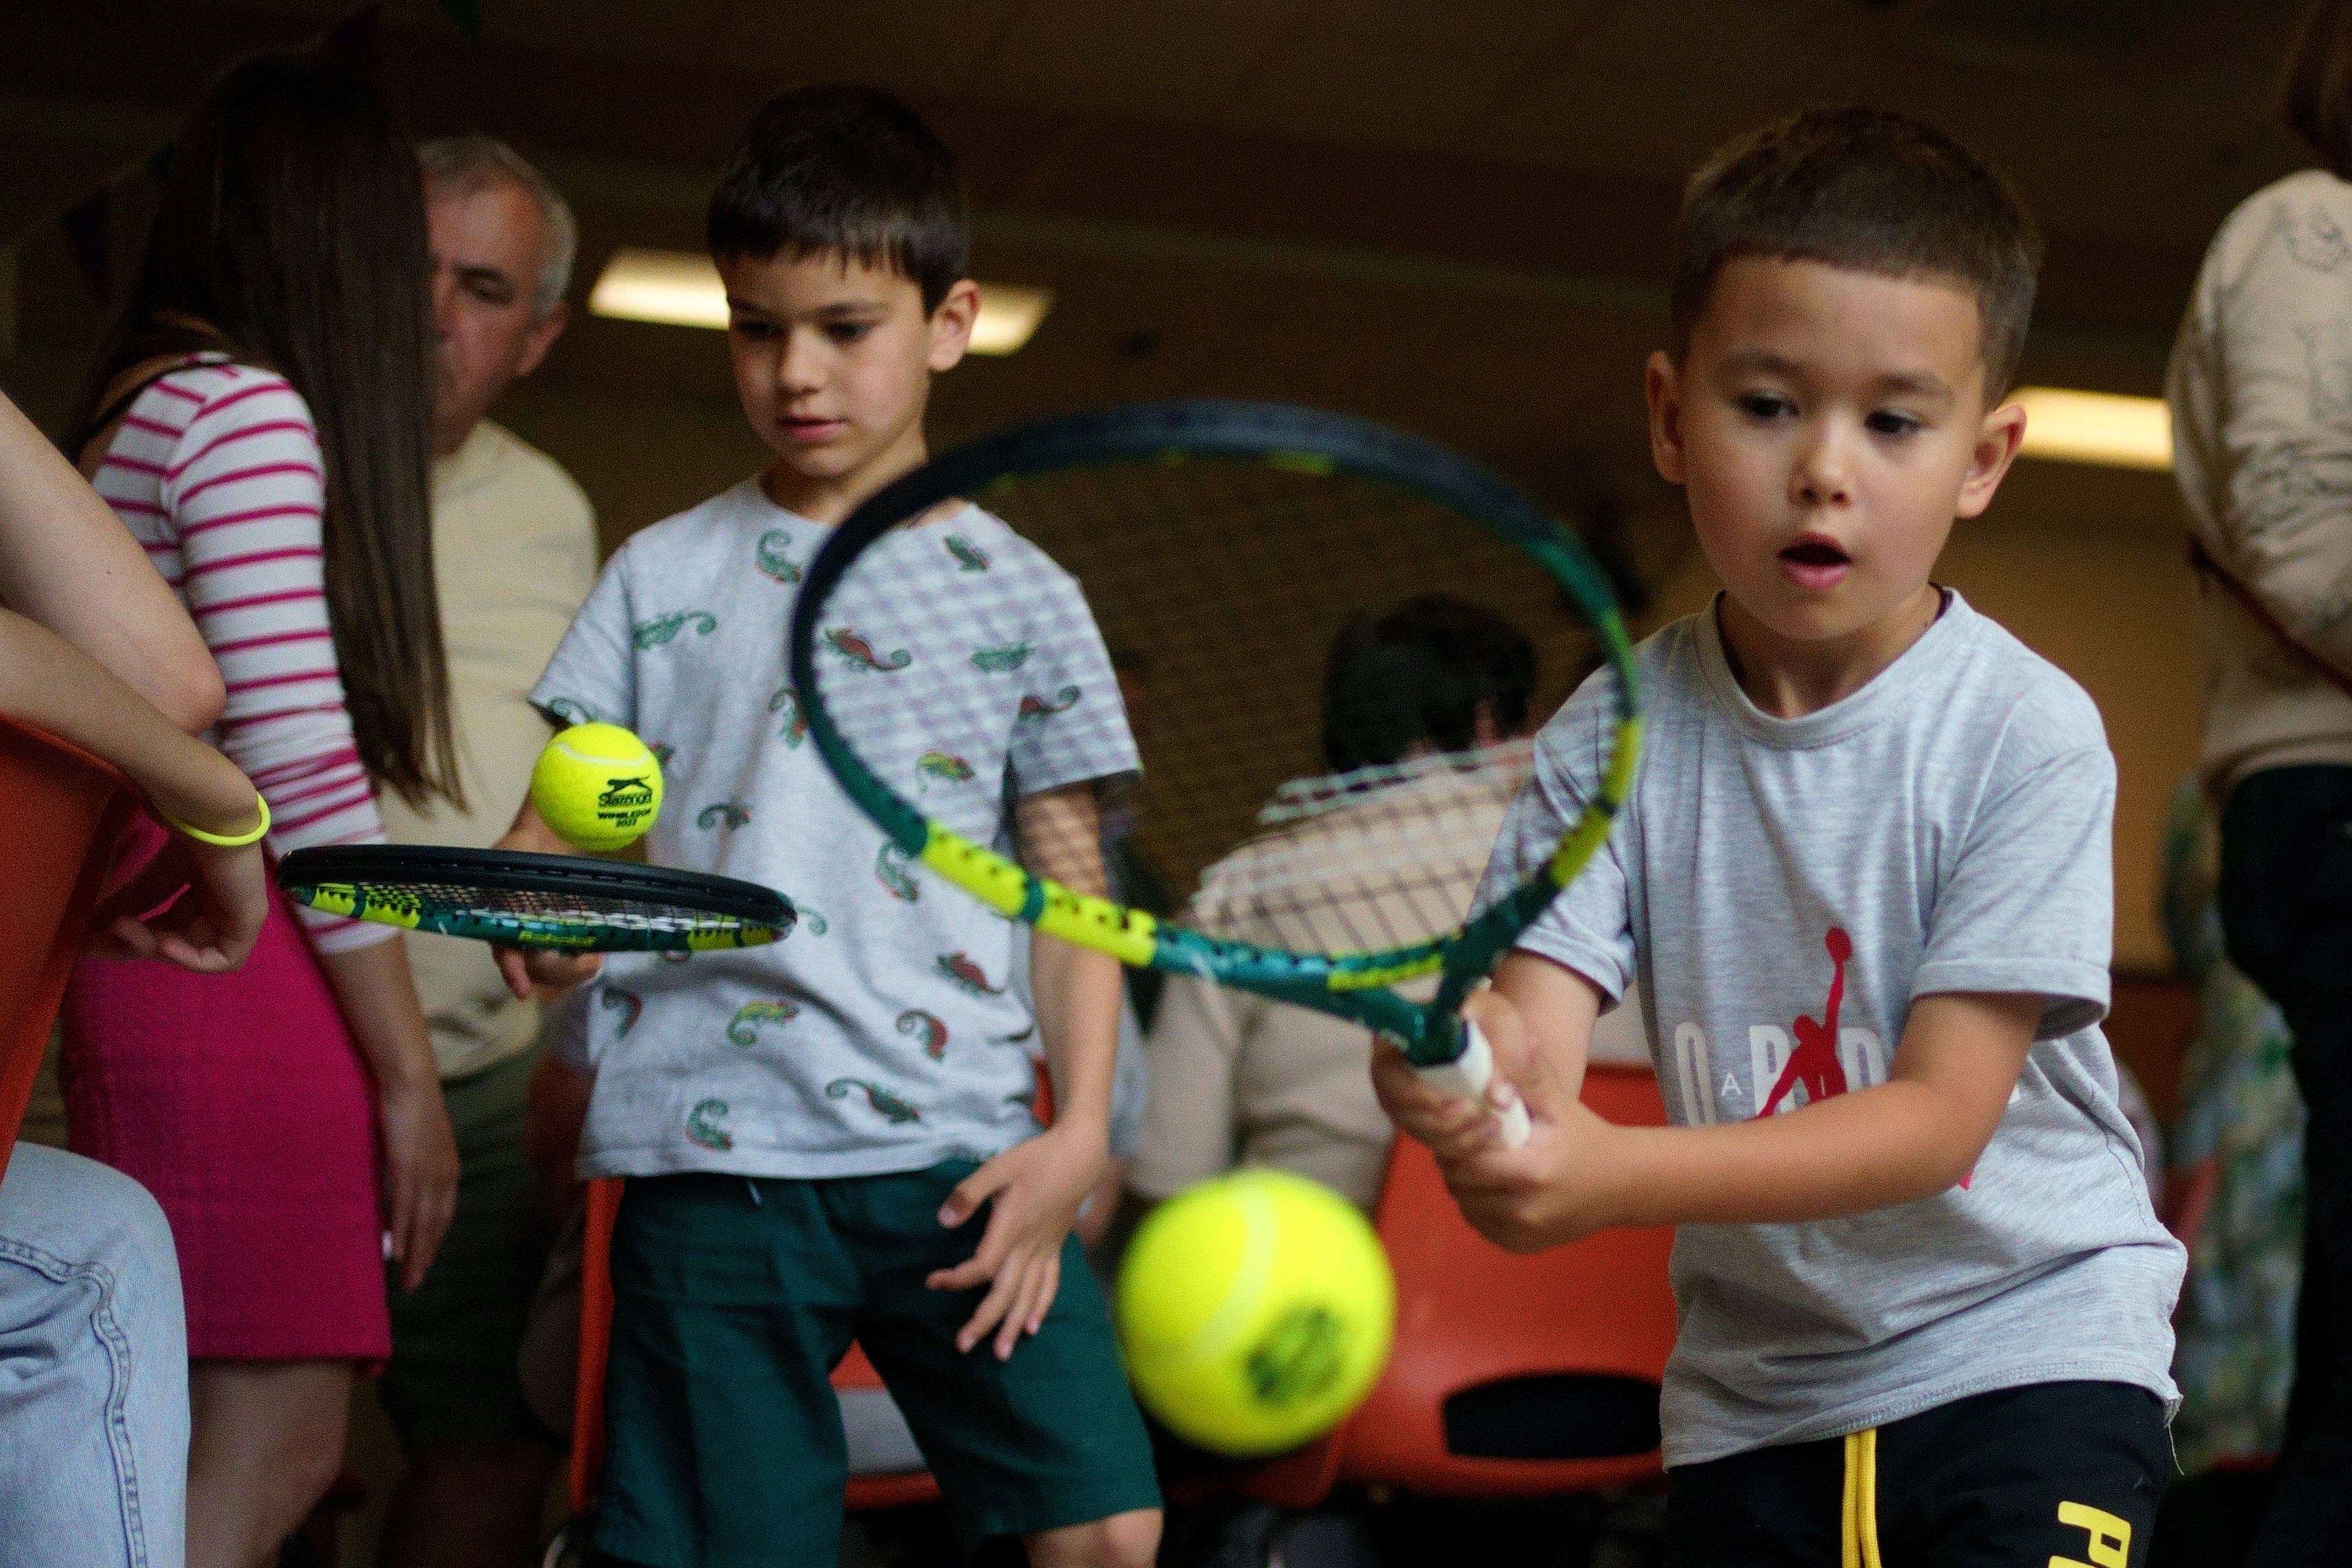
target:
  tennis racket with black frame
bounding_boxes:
[787,400,1642,1147]
[278,844,795,953]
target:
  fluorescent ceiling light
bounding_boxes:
[966,284,1053,355]
[587,248,1052,354]
[2008,387,2172,471]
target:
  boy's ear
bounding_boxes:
[928,279,982,373]
[1954,395,2029,521]
[1645,351,1688,487]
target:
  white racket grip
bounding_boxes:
[1415,1020,1532,1149]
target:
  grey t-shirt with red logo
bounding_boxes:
[1479,591,2185,1467]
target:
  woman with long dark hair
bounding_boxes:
[60,52,460,1568]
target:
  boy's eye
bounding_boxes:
[825,321,877,345]
[1865,410,1921,437]
[730,319,781,341]
[1738,391,1794,421]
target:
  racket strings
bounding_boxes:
[356,879,763,936]
[812,452,1593,968]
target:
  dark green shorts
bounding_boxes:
[379,1045,559,1450]
[592,1162,1160,1568]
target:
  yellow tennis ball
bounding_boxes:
[1115,1168,1394,1457]
[531,723,664,851]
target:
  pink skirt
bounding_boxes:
[62,821,389,1362]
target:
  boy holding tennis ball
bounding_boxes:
[494,86,1159,1568]
[1377,110,2185,1565]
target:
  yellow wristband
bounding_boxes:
[160,793,271,848]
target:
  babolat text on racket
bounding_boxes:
[278,845,795,953]
[787,400,1640,1147]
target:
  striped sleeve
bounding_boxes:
[160,367,391,953]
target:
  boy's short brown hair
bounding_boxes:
[707,84,968,312]
[1669,107,2043,399]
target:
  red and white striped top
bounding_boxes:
[93,356,391,953]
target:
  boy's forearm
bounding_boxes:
[1579,989,2035,1231]
[1028,931,1120,1140]
[499,796,570,855]
[1590,1077,1980,1229]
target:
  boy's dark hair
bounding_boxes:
[1321,596,1536,774]
[707,85,969,312]
[1669,107,2044,399]
[2285,1,2352,177]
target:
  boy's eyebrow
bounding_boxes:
[1873,370,1956,401]
[1721,350,1956,401]
[721,295,892,319]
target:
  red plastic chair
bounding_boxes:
[1231,1062,1679,1508]
[0,713,131,1160]
[566,1177,944,1522]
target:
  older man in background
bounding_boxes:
[371,135,599,1568]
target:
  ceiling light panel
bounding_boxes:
[587,248,1052,355]
[2008,387,2172,471]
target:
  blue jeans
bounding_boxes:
[0,1142,189,1568]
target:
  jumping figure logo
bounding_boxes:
[1666,924,1887,1129]
[1758,927,1852,1118]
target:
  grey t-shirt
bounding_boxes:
[1482,592,2185,1467]
[531,479,1136,1179]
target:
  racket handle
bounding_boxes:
[1415,1020,1531,1149]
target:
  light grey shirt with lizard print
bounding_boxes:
[531,478,1136,1179]
[1478,592,2185,1467]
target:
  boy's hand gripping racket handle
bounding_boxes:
[1414,1020,1532,1149]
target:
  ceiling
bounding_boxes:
[0,0,2313,561]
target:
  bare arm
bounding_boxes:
[0,391,223,732]
[0,603,266,970]
[1560,992,2035,1229]
[318,936,459,1290]
[1374,953,2037,1251]
[930,781,1124,1358]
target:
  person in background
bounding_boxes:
[0,384,271,1568]
[58,53,461,1568]
[2159,777,2304,1477]
[2168,5,2352,1559]
[1130,596,1643,1215]
[369,134,600,1568]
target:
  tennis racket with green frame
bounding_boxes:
[278,844,795,953]
[788,400,1641,1147]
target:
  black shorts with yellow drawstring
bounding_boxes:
[1664,1381,2172,1567]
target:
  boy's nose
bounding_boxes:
[777,329,825,393]
[1790,433,1854,507]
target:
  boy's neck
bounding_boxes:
[758,419,929,526]
[1714,582,1944,720]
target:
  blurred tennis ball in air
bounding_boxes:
[1115,1168,1394,1456]
[531,723,664,852]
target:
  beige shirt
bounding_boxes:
[378,419,598,1079]
[1130,742,1647,1209]
[2170,168,2352,794]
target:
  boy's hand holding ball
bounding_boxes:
[493,723,666,1001]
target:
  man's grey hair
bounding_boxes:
[417,134,579,317]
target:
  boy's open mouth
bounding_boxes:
[1780,539,1851,567]
[1778,535,1852,590]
